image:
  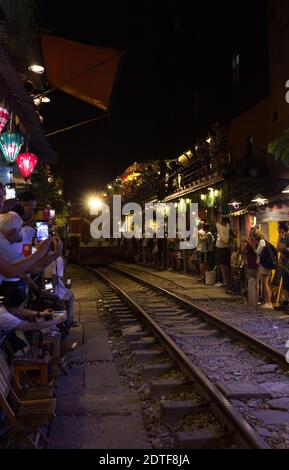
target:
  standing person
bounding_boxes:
[156,237,165,270]
[255,230,274,309]
[204,223,215,271]
[214,214,230,287]
[242,227,258,295]
[277,222,289,312]
[167,237,177,271]
[196,221,207,282]
[228,229,241,293]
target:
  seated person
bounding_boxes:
[50,254,77,327]
[0,288,67,334]
[0,212,63,296]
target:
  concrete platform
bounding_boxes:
[49,265,150,449]
[115,262,235,301]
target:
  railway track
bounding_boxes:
[111,265,289,369]
[86,265,289,449]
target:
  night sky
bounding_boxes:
[37,1,203,201]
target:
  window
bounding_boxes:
[232,52,240,87]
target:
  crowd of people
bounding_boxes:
[0,180,79,447]
[0,182,77,335]
[120,213,289,312]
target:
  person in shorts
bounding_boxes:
[196,221,207,282]
[255,230,272,309]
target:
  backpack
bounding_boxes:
[260,242,278,270]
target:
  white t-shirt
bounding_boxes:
[51,257,64,277]
[197,229,207,253]
[256,239,266,265]
[216,223,230,249]
[0,232,24,284]
[51,257,66,299]
[0,306,21,332]
[13,225,36,256]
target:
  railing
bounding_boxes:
[123,148,231,203]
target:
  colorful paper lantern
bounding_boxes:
[16,152,38,180]
[0,107,9,133]
[0,132,24,164]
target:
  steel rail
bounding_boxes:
[92,267,269,449]
[111,265,289,370]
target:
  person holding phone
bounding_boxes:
[0,212,63,295]
[0,287,67,334]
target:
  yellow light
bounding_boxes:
[214,190,219,197]
[186,150,193,158]
[206,137,212,144]
[178,154,188,164]
[107,185,112,189]
[29,64,45,74]
[186,199,191,204]
[201,194,206,201]
[174,203,178,208]
[88,197,102,210]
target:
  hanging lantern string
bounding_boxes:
[34,51,123,100]
[45,113,110,137]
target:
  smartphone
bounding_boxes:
[45,282,53,291]
[36,221,49,242]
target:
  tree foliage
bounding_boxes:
[31,164,68,228]
[268,129,289,167]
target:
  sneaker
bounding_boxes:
[260,303,274,310]
[214,282,223,287]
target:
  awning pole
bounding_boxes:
[35,52,122,100]
[45,113,110,137]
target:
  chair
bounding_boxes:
[0,367,56,448]
[0,351,54,400]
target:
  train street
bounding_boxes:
[1,0,289,463]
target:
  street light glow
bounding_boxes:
[88,197,102,210]
[29,64,45,74]
[41,96,51,103]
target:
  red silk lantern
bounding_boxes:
[16,152,38,180]
[0,107,9,133]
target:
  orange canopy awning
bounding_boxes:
[41,33,124,112]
